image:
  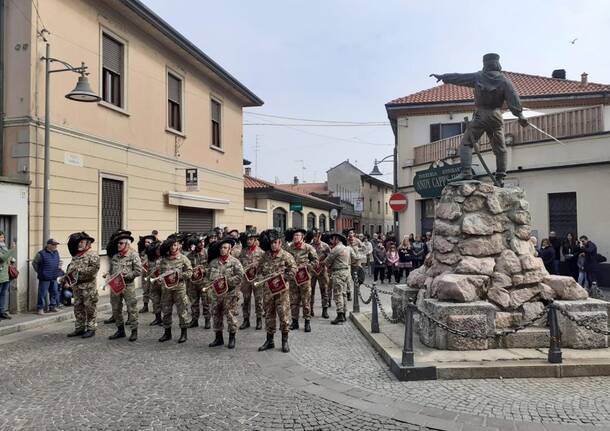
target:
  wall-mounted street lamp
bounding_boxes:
[369,154,394,176]
[40,42,100,247]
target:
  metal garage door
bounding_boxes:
[178,207,214,233]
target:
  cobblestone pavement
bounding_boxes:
[0,313,422,431]
[291,279,610,427]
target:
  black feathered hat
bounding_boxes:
[138,235,156,254]
[106,229,134,258]
[259,229,281,252]
[284,228,296,243]
[67,231,95,256]
[304,229,316,244]
[329,232,347,246]
[238,231,249,248]
[207,237,236,263]
[320,231,332,245]
[293,228,307,237]
[160,237,177,257]
[145,240,161,261]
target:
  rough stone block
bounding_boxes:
[501,328,549,349]
[487,286,510,308]
[463,195,486,212]
[455,256,496,276]
[495,249,522,275]
[406,266,427,289]
[544,275,589,300]
[556,299,608,349]
[458,233,505,257]
[433,274,489,302]
[446,314,489,350]
[435,250,462,266]
[434,219,461,237]
[433,236,455,253]
[436,201,462,221]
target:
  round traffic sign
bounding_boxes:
[389,193,408,212]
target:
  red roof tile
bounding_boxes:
[244,176,337,208]
[277,183,329,195]
[387,71,610,106]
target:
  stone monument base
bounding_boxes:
[418,298,609,350]
[391,284,420,322]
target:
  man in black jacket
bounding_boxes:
[579,235,598,286]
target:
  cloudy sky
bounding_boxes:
[143,0,610,185]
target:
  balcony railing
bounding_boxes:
[413,105,605,165]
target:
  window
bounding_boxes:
[101,178,124,247]
[168,73,182,132]
[430,122,467,142]
[385,202,388,215]
[369,198,372,214]
[548,192,577,239]
[307,212,316,230]
[378,224,382,234]
[211,99,222,148]
[273,208,287,232]
[102,33,124,107]
[292,211,304,229]
[377,200,381,214]
[319,214,327,231]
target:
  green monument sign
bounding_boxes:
[289,202,303,211]
[413,161,462,198]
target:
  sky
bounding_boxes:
[142,0,610,185]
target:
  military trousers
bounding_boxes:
[330,271,349,313]
[74,287,98,332]
[150,281,162,314]
[212,290,240,333]
[161,286,191,329]
[460,108,506,175]
[289,279,312,320]
[141,277,151,305]
[241,280,263,320]
[111,284,139,329]
[263,288,290,335]
[187,281,210,320]
[310,270,330,308]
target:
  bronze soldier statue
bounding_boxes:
[430,53,529,185]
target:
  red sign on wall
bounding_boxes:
[389,193,408,212]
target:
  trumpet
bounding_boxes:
[149,269,177,283]
[253,272,285,288]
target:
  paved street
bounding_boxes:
[2,281,610,430]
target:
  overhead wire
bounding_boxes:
[244,111,389,125]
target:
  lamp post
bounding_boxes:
[369,154,399,238]
[41,43,100,246]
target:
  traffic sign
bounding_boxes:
[389,193,408,212]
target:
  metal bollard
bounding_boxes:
[353,282,360,313]
[547,302,562,364]
[401,303,416,367]
[371,286,380,333]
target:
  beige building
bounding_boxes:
[244,175,340,232]
[386,70,610,258]
[1,0,262,310]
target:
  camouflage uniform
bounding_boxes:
[231,242,242,259]
[310,240,331,309]
[109,249,142,330]
[187,249,210,321]
[325,243,351,313]
[140,251,151,306]
[287,242,318,320]
[159,254,192,329]
[207,256,244,333]
[257,249,296,334]
[347,237,365,295]
[67,249,100,332]
[149,257,163,314]
[239,245,265,320]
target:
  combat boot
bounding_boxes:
[188,318,199,328]
[341,312,347,322]
[81,330,95,338]
[227,332,236,349]
[255,317,262,330]
[310,306,315,317]
[258,333,274,351]
[149,312,162,326]
[346,291,352,301]
[67,329,85,338]
[281,332,290,353]
[178,328,187,343]
[209,331,224,347]
[129,328,138,342]
[109,325,126,340]
[322,307,329,319]
[158,328,172,342]
[103,316,116,324]
[204,317,211,329]
[304,319,311,333]
[139,303,149,313]
[331,313,345,325]
[239,319,250,330]
[289,318,299,330]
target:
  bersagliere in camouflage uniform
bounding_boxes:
[286,229,318,333]
[323,233,351,325]
[346,230,365,301]
[238,232,265,330]
[145,241,163,326]
[257,229,296,353]
[207,238,244,349]
[137,235,156,313]
[308,230,331,319]
[158,237,193,343]
[106,230,143,342]
[65,232,100,338]
[186,236,211,329]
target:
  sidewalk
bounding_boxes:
[0,289,141,337]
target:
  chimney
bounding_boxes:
[581,72,588,86]
[244,167,252,176]
[551,69,566,79]
[293,176,299,185]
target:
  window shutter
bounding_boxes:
[168,74,181,103]
[211,100,221,122]
[430,124,440,142]
[103,34,123,75]
[101,178,123,246]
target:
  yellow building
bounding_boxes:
[1,0,262,310]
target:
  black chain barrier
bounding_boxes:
[556,305,610,336]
